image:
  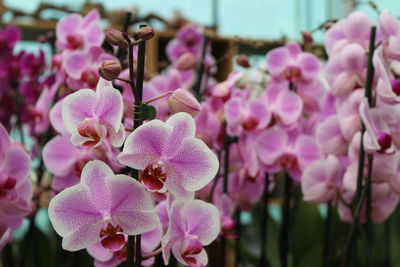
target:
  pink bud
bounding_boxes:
[236,54,250,68]
[168,89,201,117]
[138,26,155,41]
[98,60,122,81]
[176,52,197,70]
[105,29,129,48]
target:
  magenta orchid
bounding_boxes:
[48,160,160,251]
[118,112,219,199]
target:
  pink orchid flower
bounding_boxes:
[325,43,367,96]
[64,46,117,90]
[161,199,220,267]
[316,115,348,155]
[336,89,364,141]
[43,135,122,191]
[325,11,372,55]
[266,42,320,86]
[261,84,304,128]
[62,78,125,148]
[118,112,219,199]
[56,10,104,51]
[256,127,321,181]
[301,155,344,203]
[48,160,160,251]
[379,9,400,60]
[359,98,395,154]
[224,95,271,136]
[0,123,32,230]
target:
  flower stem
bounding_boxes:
[235,209,241,267]
[144,91,173,104]
[193,34,209,101]
[322,201,332,267]
[279,172,292,267]
[2,244,15,267]
[260,173,270,267]
[117,12,132,66]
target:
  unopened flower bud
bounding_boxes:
[176,53,197,70]
[168,88,201,117]
[105,29,129,48]
[301,31,313,44]
[138,26,155,41]
[236,54,250,68]
[98,60,121,81]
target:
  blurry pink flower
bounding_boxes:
[262,84,303,128]
[325,11,372,55]
[64,46,116,89]
[0,123,32,230]
[336,89,364,141]
[118,113,219,199]
[213,194,236,238]
[56,10,104,51]
[62,78,125,148]
[325,43,366,96]
[266,42,320,85]
[316,115,348,155]
[224,96,270,136]
[48,160,160,251]
[301,155,343,203]
[194,102,222,147]
[161,199,220,267]
[256,127,320,181]
[379,10,400,60]
[359,98,395,154]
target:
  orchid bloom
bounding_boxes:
[56,10,104,51]
[161,199,220,267]
[301,155,343,203]
[48,160,160,251]
[0,123,32,230]
[62,78,125,148]
[359,98,395,154]
[266,42,320,86]
[256,127,321,181]
[118,112,219,199]
[379,9,400,61]
[224,95,271,136]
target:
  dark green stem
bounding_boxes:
[260,173,270,267]
[193,35,209,101]
[279,172,292,267]
[117,12,132,66]
[2,244,15,267]
[322,202,332,267]
[235,209,242,267]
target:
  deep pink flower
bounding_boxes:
[62,78,125,148]
[266,42,320,86]
[161,199,220,267]
[118,112,219,199]
[56,10,104,51]
[48,160,160,251]
[0,26,21,55]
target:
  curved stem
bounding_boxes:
[144,91,173,104]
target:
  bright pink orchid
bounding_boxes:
[266,42,320,86]
[118,112,219,199]
[62,78,125,148]
[56,10,104,51]
[301,155,343,203]
[48,160,160,251]
[161,199,220,267]
[256,127,321,181]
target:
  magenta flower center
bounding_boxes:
[242,116,259,131]
[377,131,392,153]
[77,119,102,147]
[0,173,17,200]
[100,223,125,251]
[141,162,167,191]
[66,34,83,50]
[284,66,302,82]
[180,236,203,265]
[81,70,99,89]
[279,153,298,170]
[390,79,400,96]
